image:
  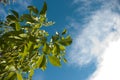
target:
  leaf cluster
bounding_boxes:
[0,2,72,80]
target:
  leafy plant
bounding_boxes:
[0,1,72,80]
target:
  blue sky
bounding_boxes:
[0,0,120,80]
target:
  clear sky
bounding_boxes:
[0,0,120,80]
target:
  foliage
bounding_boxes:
[0,1,72,80]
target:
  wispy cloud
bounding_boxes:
[68,0,120,68]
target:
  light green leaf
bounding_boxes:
[15,22,20,31]
[52,44,60,55]
[59,45,66,51]
[48,56,61,67]
[16,72,23,80]
[29,69,34,78]
[41,65,46,71]
[42,43,50,54]
[19,33,27,38]
[27,41,33,51]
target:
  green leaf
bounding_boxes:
[29,69,34,78]
[41,65,47,71]
[52,35,59,42]
[15,22,20,31]
[63,58,67,63]
[39,55,46,68]
[20,14,35,22]
[52,44,60,55]
[62,29,67,35]
[6,72,16,80]
[59,45,66,51]
[10,10,19,18]
[42,43,50,54]
[6,15,17,21]
[19,33,27,38]
[36,55,44,68]
[40,2,47,15]
[16,72,23,80]
[28,5,38,14]
[59,36,72,46]
[48,56,61,67]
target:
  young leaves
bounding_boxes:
[16,72,23,80]
[48,56,61,67]
[59,36,72,46]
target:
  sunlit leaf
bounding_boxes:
[15,22,20,31]
[48,56,61,66]
[29,69,34,78]
[52,44,60,55]
[16,72,23,80]
[42,43,50,54]
[59,45,66,51]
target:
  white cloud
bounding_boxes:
[68,0,120,79]
[88,39,120,80]
[68,0,120,67]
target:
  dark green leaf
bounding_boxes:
[39,55,46,69]
[20,14,35,22]
[59,45,65,51]
[36,55,44,68]
[59,36,72,46]
[10,10,19,18]
[15,22,20,31]
[6,15,17,21]
[29,69,34,78]
[48,56,61,66]
[28,5,38,14]
[40,2,47,15]
[62,29,67,35]
[52,35,59,42]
